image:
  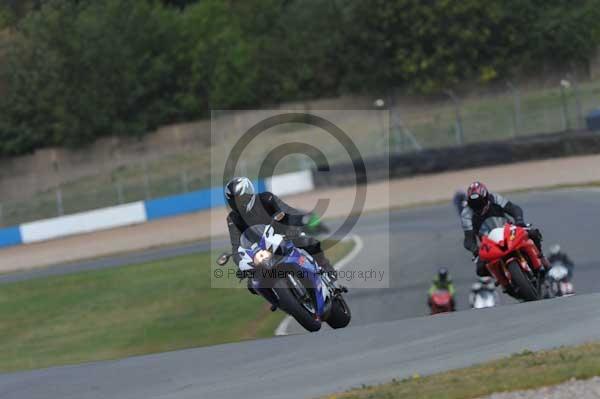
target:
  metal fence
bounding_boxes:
[1,76,600,227]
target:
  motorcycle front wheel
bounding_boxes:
[273,279,322,332]
[507,261,539,301]
[326,296,351,329]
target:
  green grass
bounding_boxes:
[325,342,600,399]
[0,239,353,373]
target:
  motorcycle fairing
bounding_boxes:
[479,224,543,288]
[278,246,329,318]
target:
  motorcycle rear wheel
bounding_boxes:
[507,261,538,301]
[273,279,322,332]
[326,296,351,329]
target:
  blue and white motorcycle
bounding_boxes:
[216,213,351,332]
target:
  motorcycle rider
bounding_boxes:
[469,276,498,308]
[453,190,467,216]
[225,176,335,281]
[548,244,575,280]
[428,267,456,311]
[461,181,548,277]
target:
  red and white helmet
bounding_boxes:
[466,181,490,214]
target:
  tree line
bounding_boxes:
[0,0,598,155]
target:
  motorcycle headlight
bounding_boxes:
[254,250,275,269]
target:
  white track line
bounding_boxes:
[274,234,364,336]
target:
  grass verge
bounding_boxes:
[325,341,600,399]
[0,239,354,373]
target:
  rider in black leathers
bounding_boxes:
[225,177,334,276]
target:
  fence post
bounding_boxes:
[55,187,64,216]
[374,97,390,153]
[142,161,151,200]
[568,72,584,129]
[560,79,571,131]
[388,94,403,153]
[507,81,521,137]
[445,90,464,145]
[115,181,124,204]
[181,170,189,193]
[143,174,151,200]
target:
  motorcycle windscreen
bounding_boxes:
[239,225,268,250]
[479,216,513,237]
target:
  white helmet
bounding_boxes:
[550,244,561,256]
[479,276,493,285]
[225,177,256,213]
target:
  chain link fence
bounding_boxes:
[1,76,600,227]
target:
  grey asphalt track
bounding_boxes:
[284,188,600,332]
[1,188,599,399]
[0,239,228,285]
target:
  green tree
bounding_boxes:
[1,0,600,156]
[0,0,188,153]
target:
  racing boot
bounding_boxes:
[476,259,491,277]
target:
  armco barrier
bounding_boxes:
[1,129,599,249]
[0,179,280,248]
[20,202,147,244]
[145,179,266,221]
[0,226,22,248]
[144,187,224,221]
[265,170,314,197]
[313,130,600,187]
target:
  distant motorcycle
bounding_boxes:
[547,261,574,297]
[477,217,545,302]
[216,213,350,332]
[429,290,454,315]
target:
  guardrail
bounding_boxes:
[2,129,598,249]
[313,130,600,187]
[0,172,317,249]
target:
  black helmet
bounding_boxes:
[225,177,256,213]
[466,181,490,214]
[438,267,449,282]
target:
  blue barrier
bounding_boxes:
[0,226,22,248]
[0,179,269,249]
[144,180,266,221]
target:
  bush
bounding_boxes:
[0,0,187,153]
[0,0,598,156]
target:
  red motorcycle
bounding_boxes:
[429,290,454,314]
[478,222,544,301]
